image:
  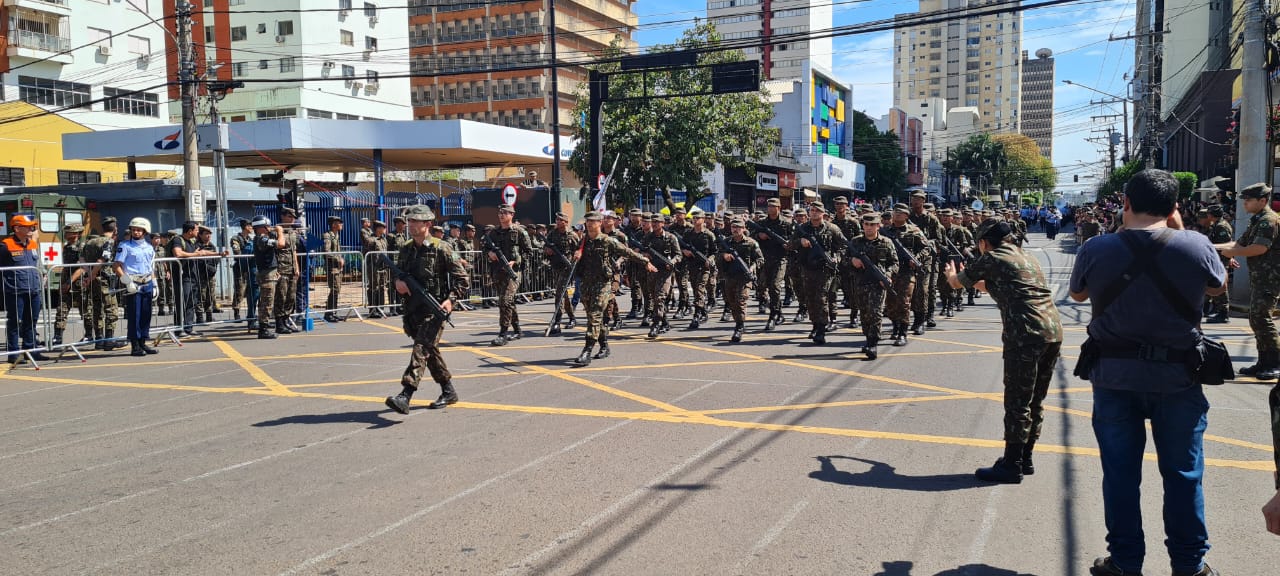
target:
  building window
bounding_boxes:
[341,64,356,79]
[366,70,379,83]
[0,167,26,187]
[58,170,101,185]
[18,76,91,108]
[364,2,377,17]
[231,26,247,41]
[280,57,297,72]
[104,87,159,117]
[204,25,215,43]
[336,112,359,120]
[339,0,352,10]
[257,23,267,34]
[340,30,354,46]
[277,21,295,36]
[307,108,333,119]
[257,108,297,120]
[365,36,378,50]
[258,59,269,69]
[128,35,150,56]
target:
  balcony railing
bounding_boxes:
[9,29,71,53]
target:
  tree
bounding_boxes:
[567,25,776,210]
[1173,171,1199,202]
[850,110,907,202]
[943,134,1004,200]
[991,133,1056,198]
[1096,159,1142,201]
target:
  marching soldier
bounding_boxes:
[544,212,581,334]
[253,216,285,339]
[276,208,302,333]
[883,205,930,344]
[384,205,470,413]
[790,203,846,345]
[831,197,861,329]
[624,208,647,320]
[484,204,532,345]
[603,212,629,329]
[53,223,85,346]
[82,218,121,350]
[229,219,254,320]
[322,215,345,323]
[787,207,809,323]
[719,217,764,342]
[364,220,390,318]
[669,207,692,318]
[907,192,944,328]
[680,208,717,329]
[848,213,898,359]
[642,214,682,338]
[1203,204,1234,323]
[571,211,656,366]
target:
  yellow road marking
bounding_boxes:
[5,373,265,394]
[909,336,1004,351]
[700,393,980,415]
[210,338,297,396]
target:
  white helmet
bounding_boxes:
[128,217,152,234]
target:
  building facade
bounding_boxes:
[893,0,1022,134]
[407,0,637,133]
[875,107,925,187]
[705,0,832,81]
[0,0,172,185]
[1019,48,1053,159]
[766,62,863,198]
[1159,0,1237,179]
[164,0,413,124]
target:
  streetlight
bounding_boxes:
[1063,79,1131,163]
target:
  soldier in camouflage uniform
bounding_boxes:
[830,198,861,330]
[82,219,121,350]
[602,212,629,329]
[623,208,647,320]
[907,192,944,328]
[154,232,173,316]
[544,212,581,334]
[229,219,254,320]
[253,217,285,339]
[1202,204,1233,323]
[752,198,793,331]
[194,226,222,323]
[386,216,409,315]
[946,217,1062,484]
[667,207,692,318]
[485,204,532,345]
[53,223,85,345]
[269,208,302,333]
[847,213,898,358]
[790,203,846,345]
[883,205,930,345]
[571,211,656,366]
[1216,183,1280,380]
[364,221,390,318]
[384,205,470,413]
[641,214,682,338]
[787,207,809,322]
[322,216,345,323]
[719,217,763,342]
[680,208,717,329]
[939,209,976,316]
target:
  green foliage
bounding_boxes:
[1173,171,1199,201]
[942,134,1004,198]
[849,110,907,202]
[1095,159,1143,201]
[567,25,777,210]
[942,134,1056,201]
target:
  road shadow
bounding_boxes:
[873,561,1039,576]
[252,409,403,430]
[808,456,989,492]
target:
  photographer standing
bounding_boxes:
[1069,169,1226,576]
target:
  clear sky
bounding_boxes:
[632,0,1137,195]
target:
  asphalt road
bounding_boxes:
[2,232,1276,576]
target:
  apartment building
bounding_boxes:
[705,0,832,81]
[408,0,638,133]
[1019,48,1053,159]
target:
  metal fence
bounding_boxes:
[4,243,570,367]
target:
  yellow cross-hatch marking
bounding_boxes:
[210,338,297,396]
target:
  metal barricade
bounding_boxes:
[360,250,398,318]
[43,260,127,361]
[2,265,51,367]
[305,250,366,321]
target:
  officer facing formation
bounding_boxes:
[1215,183,1280,379]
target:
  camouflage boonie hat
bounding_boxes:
[403,205,436,221]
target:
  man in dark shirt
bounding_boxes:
[1069,169,1226,576]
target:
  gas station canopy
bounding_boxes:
[62,119,574,172]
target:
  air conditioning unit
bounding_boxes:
[322,61,335,68]
[275,35,286,43]
[339,9,349,16]
[97,45,112,56]
[351,81,363,90]
[362,50,373,60]
[369,15,378,25]
[365,82,379,95]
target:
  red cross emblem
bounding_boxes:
[43,245,59,262]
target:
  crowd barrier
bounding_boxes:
[1,265,50,366]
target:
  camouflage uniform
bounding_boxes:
[322,228,344,314]
[719,234,764,324]
[908,208,944,323]
[668,216,692,314]
[154,238,172,315]
[275,227,300,325]
[847,234,898,345]
[882,222,929,332]
[363,232,389,314]
[545,226,581,322]
[254,231,282,334]
[955,240,1062,451]
[831,210,861,326]
[399,236,469,391]
[229,230,253,317]
[789,220,846,338]
[81,234,119,342]
[195,236,220,321]
[484,222,532,335]
[580,232,649,341]
[680,227,718,317]
[642,226,682,331]
[941,222,976,313]
[1204,218,1233,314]
[1240,205,1280,357]
[54,232,86,342]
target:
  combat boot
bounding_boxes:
[491,330,509,346]
[574,338,595,367]
[276,319,294,335]
[689,307,704,330]
[233,309,241,321]
[893,324,908,347]
[925,313,937,328]
[549,322,563,336]
[944,304,955,318]
[647,324,659,339]
[730,322,744,343]
[1021,439,1037,475]
[385,392,412,414]
[954,297,964,313]
[967,292,976,306]
[1241,350,1278,377]
[793,306,807,323]
[102,330,121,351]
[764,315,776,332]
[720,308,730,322]
[812,326,826,345]
[258,326,278,339]
[639,315,651,327]
[626,309,638,320]
[286,317,302,332]
[564,315,577,330]
[1088,557,1142,576]
[865,336,878,360]
[975,443,1024,484]
[130,340,146,357]
[52,330,63,346]
[139,339,158,355]
[1207,308,1230,323]
[911,316,925,336]
[157,305,167,316]
[757,303,768,315]
[427,381,458,409]
[594,335,611,359]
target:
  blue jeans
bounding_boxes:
[1092,385,1210,574]
[4,289,42,352]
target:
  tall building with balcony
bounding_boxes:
[0,0,171,186]
[892,0,1022,134]
[705,0,832,81]
[164,0,412,124]
[408,0,638,133]
[1019,48,1053,159]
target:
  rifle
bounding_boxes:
[545,239,583,337]
[940,233,970,266]
[376,253,455,328]
[847,240,897,297]
[881,227,923,271]
[746,219,789,248]
[799,224,837,269]
[545,238,573,269]
[626,232,674,273]
[717,236,756,283]
[677,233,713,267]
[482,234,518,278]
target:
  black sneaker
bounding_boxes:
[385,394,411,414]
[1173,563,1218,576]
[1089,556,1142,576]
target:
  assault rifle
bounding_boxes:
[799,224,837,269]
[881,227,922,270]
[376,253,454,328]
[677,234,713,267]
[847,240,897,297]
[746,219,789,248]
[482,234,518,277]
[940,234,969,267]
[545,239,573,269]
[626,232,674,273]
[717,236,756,283]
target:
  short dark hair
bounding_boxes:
[1124,169,1179,217]
[102,221,117,234]
[183,221,198,233]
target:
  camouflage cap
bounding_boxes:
[535,223,547,230]
[975,218,1013,242]
[729,217,747,227]
[629,208,643,216]
[605,211,620,219]
[280,207,298,217]
[393,216,406,224]
[327,215,342,223]
[924,203,936,211]
[102,216,117,225]
[861,213,882,225]
[197,225,212,234]
[372,220,387,229]
[855,204,872,213]
[361,217,371,223]
[1207,204,1225,217]
[910,190,927,199]
[674,207,687,214]
[63,223,84,233]
[555,212,569,221]
[808,203,827,213]
[892,203,911,215]
[766,198,781,207]
[584,211,604,221]
[833,196,849,205]
[1241,182,1272,199]
[464,223,476,230]
[1195,208,1210,218]
[497,204,515,214]
[403,204,437,221]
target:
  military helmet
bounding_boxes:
[128,217,152,234]
[251,215,272,228]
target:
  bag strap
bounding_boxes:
[1093,229,1201,325]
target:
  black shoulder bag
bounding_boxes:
[1073,229,1234,385]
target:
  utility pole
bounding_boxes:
[1092,100,1129,162]
[548,0,563,196]
[177,1,202,222]
[1232,0,1271,303]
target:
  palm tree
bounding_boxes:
[943,134,1005,202]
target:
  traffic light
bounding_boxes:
[1074,174,1079,183]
